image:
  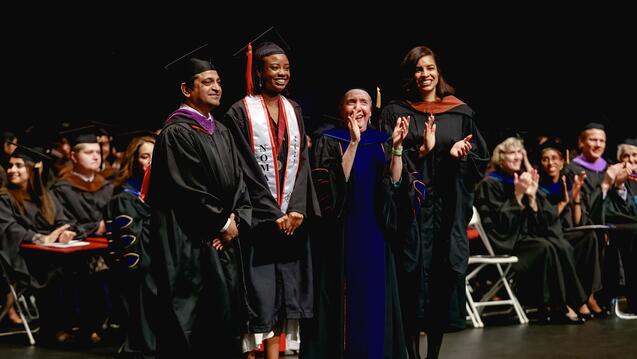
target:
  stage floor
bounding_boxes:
[1,314,636,358]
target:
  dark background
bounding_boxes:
[6,11,635,154]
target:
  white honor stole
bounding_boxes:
[243,95,301,213]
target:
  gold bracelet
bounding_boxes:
[391,146,403,156]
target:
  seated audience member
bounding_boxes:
[105,133,157,358]
[51,125,115,344]
[52,125,114,237]
[537,140,603,318]
[475,137,588,324]
[0,144,78,339]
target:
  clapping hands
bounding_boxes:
[450,134,473,158]
[392,116,410,148]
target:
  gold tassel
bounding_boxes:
[376,86,382,109]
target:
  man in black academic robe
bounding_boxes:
[149,56,251,358]
[50,131,114,239]
[49,130,115,341]
[563,123,613,311]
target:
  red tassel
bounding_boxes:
[139,165,151,202]
[246,43,253,96]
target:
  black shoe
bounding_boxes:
[578,311,595,320]
[562,313,587,325]
[592,305,612,319]
[536,308,553,324]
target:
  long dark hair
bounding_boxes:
[113,136,155,188]
[400,46,455,102]
[3,158,57,225]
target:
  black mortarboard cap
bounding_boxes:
[9,142,52,164]
[88,120,120,136]
[233,26,292,95]
[582,122,605,131]
[112,129,158,152]
[232,26,291,59]
[2,131,17,144]
[59,124,99,147]
[164,43,216,84]
[538,139,566,157]
[622,138,637,147]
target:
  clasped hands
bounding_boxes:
[38,224,77,244]
[276,211,304,236]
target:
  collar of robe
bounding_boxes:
[165,108,216,135]
[406,95,466,114]
[487,171,515,184]
[58,171,107,192]
[572,155,608,172]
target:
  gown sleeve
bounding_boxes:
[311,135,347,220]
[474,178,524,253]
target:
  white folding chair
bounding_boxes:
[465,206,529,328]
[0,258,38,344]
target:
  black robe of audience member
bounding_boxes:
[475,172,588,312]
[105,179,156,358]
[538,176,602,300]
[0,191,73,289]
[50,168,114,340]
[564,161,606,226]
[51,172,114,237]
[0,189,94,340]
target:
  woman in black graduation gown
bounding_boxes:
[149,57,251,358]
[379,45,489,359]
[537,141,602,318]
[224,40,319,358]
[105,134,156,358]
[304,89,412,358]
[475,137,588,324]
[0,145,78,337]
